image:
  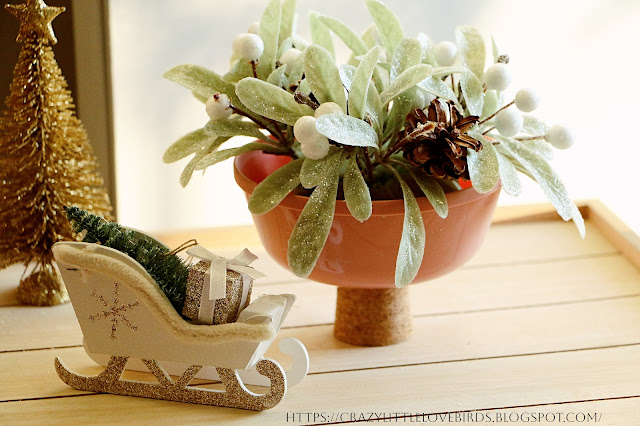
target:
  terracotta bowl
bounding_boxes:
[234,150,501,289]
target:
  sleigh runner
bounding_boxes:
[52,241,308,410]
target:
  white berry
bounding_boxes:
[495,108,523,137]
[235,33,264,61]
[484,63,512,91]
[514,88,540,112]
[294,116,331,159]
[279,48,302,68]
[434,41,457,66]
[231,34,243,53]
[545,124,575,149]
[314,102,344,118]
[301,137,330,160]
[294,116,321,143]
[247,21,260,35]
[205,93,232,121]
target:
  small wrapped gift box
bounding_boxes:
[182,246,265,325]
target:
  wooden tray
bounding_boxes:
[1,201,639,423]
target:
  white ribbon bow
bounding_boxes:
[186,245,266,324]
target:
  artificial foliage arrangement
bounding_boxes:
[164,0,584,290]
[0,0,113,306]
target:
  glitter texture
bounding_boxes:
[0,0,113,306]
[88,283,140,339]
[182,261,252,324]
[55,356,286,410]
[5,0,64,44]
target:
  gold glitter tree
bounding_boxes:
[0,0,113,306]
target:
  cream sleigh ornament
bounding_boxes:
[52,240,308,411]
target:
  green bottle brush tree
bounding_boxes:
[64,207,189,314]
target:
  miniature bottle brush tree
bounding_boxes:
[164,0,584,289]
[0,0,113,306]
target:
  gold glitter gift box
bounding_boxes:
[183,261,253,325]
[182,246,265,325]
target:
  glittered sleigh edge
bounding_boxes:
[51,240,309,410]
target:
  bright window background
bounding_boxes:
[109,0,640,235]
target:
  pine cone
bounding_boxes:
[400,99,482,180]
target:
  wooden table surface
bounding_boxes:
[1,201,639,424]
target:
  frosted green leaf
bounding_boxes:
[204,119,266,140]
[298,78,311,94]
[365,0,404,58]
[460,71,484,116]
[417,76,457,101]
[192,91,208,104]
[361,24,379,49]
[300,148,341,189]
[163,128,213,164]
[304,45,347,111]
[467,131,499,193]
[523,115,550,136]
[279,0,296,45]
[365,83,383,131]
[491,36,500,64]
[236,77,313,126]
[409,169,448,218]
[223,59,254,84]
[248,157,304,214]
[438,177,462,192]
[481,90,499,120]
[180,154,202,188]
[316,114,378,148]
[383,92,414,140]
[379,64,432,105]
[522,139,553,161]
[372,66,387,94]
[416,32,436,65]
[196,142,285,170]
[348,46,382,119]
[288,54,305,84]
[318,16,368,56]
[455,26,486,79]
[570,204,586,239]
[347,53,360,68]
[287,152,343,277]
[310,12,335,58]
[430,66,467,78]
[495,145,534,181]
[258,0,281,79]
[343,155,372,222]
[390,38,422,81]
[267,65,288,87]
[342,64,382,128]
[496,152,522,196]
[179,140,220,187]
[342,63,385,104]
[339,64,356,90]
[277,37,294,58]
[163,65,235,100]
[387,166,425,288]
[498,137,584,237]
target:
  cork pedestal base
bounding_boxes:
[334,287,413,346]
